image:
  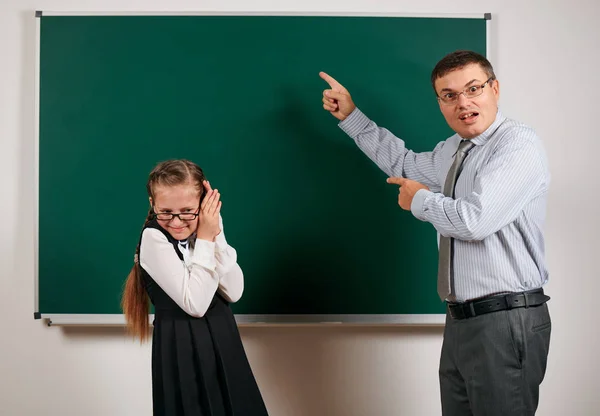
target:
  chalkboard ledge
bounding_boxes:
[40,314,445,326]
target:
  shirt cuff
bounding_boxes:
[215,231,228,252]
[411,189,433,221]
[338,108,370,138]
[192,239,217,269]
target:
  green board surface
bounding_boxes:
[38,15,486,319]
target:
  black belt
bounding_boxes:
[447,288,550,320]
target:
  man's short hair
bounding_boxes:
[431,50,496,92]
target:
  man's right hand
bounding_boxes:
[319,71,356,121]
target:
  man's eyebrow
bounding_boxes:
[439,79,482,93]
[464,78,482,87]
[440,78,488,92]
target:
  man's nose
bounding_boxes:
[171,216,184,226]
[456,92,471,108]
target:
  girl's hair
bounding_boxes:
[121,159,206,341]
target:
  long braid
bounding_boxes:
[134,208,154,265]
[122,208,154,341]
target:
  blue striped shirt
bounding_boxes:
[339,108,550,302]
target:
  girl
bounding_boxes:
[122,159,268,416]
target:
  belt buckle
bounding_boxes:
[450,301,478,319]
[449,303,465,319]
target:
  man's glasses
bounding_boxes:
[437,77,495,105]
[152,207,200,221]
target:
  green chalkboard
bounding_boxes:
[36,14,487,322]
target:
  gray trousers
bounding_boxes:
[439,303,551,416]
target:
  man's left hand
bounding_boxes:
[386,177,429,211]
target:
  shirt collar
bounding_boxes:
[466,109,506,146]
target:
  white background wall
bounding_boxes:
[1,0,598,415]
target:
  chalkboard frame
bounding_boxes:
[34,11,492,326]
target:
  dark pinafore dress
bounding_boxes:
[139,220,268,416]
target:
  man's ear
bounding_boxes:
[492,79,500,100]
[149,196,153,207]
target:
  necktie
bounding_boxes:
[437,140,475,301]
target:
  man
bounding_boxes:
[321,50,551,415]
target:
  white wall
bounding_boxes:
[1,0,598,415]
